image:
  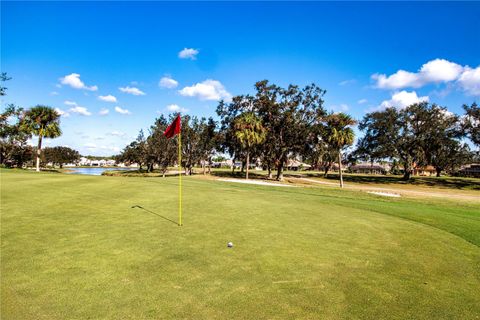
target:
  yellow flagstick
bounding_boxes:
[178,130,182,226]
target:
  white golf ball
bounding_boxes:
[227,242,233,248]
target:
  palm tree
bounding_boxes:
[21,105,61,172]
[323,113,356,188]
[233,112,267,179]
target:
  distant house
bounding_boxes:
[350,163,390,175]
[117,162,139,168]
[78,157,116,167]
[286,160,311,171]
[331,163,347,172]
[89,159,106,166]
[413,165,436,176]
[78,157,90,166]
[211,160,230,168]
[457,164,480,178]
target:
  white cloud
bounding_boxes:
[64,100,77,106]
[458,66,480,96]
[439,109,455,119]
[339,79,356,86]
[63,101,91,116]
[420,59,463,83]
[50,91,59,96]
[60,73,98,91]
[166,104,188,113]
[358,99,368,104]
[379,91,429,110]
[84,143,96,149]
[108,131,126,137]
[55,108,70,118]
[99,108,109,116]
[115,106,131,115]
[119,86,145,96]
[179,79,232,101]
[372,59,465,90]
[159,76,179,89]
[372,70,422,89]
[331,104,349,112]
[98,94,117,103]
[100,145,121,153]
[178,48,199,60]
[69,106,92,116]
[82,143,121,155]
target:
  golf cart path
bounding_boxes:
[299,178,480,202]
[218,178,295,187]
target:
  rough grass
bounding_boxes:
[303,172,480,190]
[1,169,479,319]
[98,167,480,191]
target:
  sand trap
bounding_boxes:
[218,178,294,187]
[367,191,401,198]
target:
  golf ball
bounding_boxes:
[227,242,233,248]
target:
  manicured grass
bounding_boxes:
[100,167,480,191]
[1,169,479,319]
[302,172,480,190]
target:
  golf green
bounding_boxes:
[1,170,479,319]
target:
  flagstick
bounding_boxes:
[178,131,182,226]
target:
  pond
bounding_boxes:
[65,167,136,176]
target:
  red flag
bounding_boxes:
[164,114,181,138]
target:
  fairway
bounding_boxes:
[1,170,480,319]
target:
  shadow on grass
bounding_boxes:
[131,205,179,225]
[302,173,480,190]
[210,170,270,180]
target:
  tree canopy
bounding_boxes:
[20,105,62,172]
[356,102,472,179]
[43,146,80,168]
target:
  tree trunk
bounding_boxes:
[246,151,250,179]
[436,167,442,177]
[267,165,272,179]
[276,162,284,181]
[338,151,344,188]
[402,169,411,180]
[324,162,331,178]
[36,134,43,172]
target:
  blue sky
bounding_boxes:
[2,1,479,156]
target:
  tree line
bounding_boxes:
[1,73,479,183]
[115,115,217,177]
[355,102,479,179]
[0,73,80,169]
[117,80,479,184]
